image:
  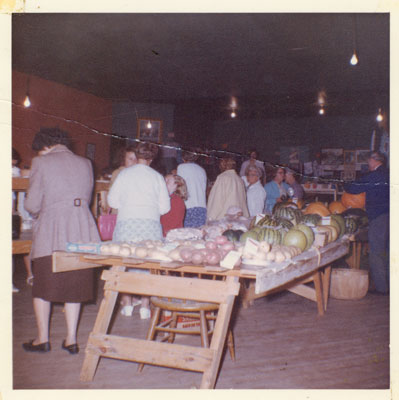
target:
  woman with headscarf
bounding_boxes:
[207,157,249,221]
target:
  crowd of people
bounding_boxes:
[14,127,390,355]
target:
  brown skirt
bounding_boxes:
[32,255,94,303]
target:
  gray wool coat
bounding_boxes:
[25,145,100,259]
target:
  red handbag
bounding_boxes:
[97,210,117,241]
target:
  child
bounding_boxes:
[161,174,188,237]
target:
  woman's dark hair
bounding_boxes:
[135,142,159,160]
[267,165,285,181]
[118,144,137,166]
[32,127,71,151]
[12,148,21,165]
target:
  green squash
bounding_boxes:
[294,224,315,250]
[330,214,346,238]
[344,217,358,234]
[257,227,282,245]
[282,229,308,252]
[239,230,260,244]
[300,213,322,227]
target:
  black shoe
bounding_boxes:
[62,340,79,354]
[22,340,51,353]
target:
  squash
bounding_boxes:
[294,224,315,250]
[330,214,346,238]
[304,202,330,217]
[282,229,307,252]
[300,213,322,226]
[239,230,260,244]
[341,192,366,209]
[328,201,347,214]
[344,217,358,234]
[274,206,302,225]
[258,227,282,245]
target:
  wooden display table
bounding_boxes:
[12,231,32,255]
[302,184,339,201]
[52,238,349,388]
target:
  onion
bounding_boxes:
[259,241,271,253]
[135,247,148,258]
[215,235,228,245]
[205,240,218,250]
[266,251,276,261]
[180,248,193,262]
[191,250,204,265]
[205,250,221,265]
[168,248,182,261]
[100,244,111,254]
[109,243,121,255]
[221,242,235,252]
[119,245,131,257]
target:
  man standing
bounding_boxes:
[344,151,389,294]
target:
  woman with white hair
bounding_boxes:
[243,165,266,217]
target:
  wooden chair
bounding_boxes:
[137,296,235,372]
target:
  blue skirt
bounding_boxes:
[113,218,163,243]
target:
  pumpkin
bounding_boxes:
[341,192,366,209]
[300,213,322,226]
[282,229,307,252]
[258,227,282,245]
[328,201,347,214]
[294,224,315,250]
[304,202,331,217]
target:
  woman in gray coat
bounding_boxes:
[22,127,100,354]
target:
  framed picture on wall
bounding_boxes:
[320,148,343,169]
[86,143,96,161]
[344,150,356,165]
[356,149,370,165]
[137,119,162,143]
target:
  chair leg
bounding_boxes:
[227,330,235,361]
[167,311,178,343]
[137,306,161,372]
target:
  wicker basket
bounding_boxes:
[330,268,369,300]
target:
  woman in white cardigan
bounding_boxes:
[243,165,266,217]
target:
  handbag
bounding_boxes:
[97,210,117,241]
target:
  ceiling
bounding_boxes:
[12,13,389,111]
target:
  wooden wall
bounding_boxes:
[12,71,113,177]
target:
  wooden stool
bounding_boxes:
[138,297,235,372]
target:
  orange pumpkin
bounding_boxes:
[304,202,331,217]
[341,192,366,209]
[328,201,347,214]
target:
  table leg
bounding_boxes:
[200,275,238,389]
[322,265,332,311]
[313,271,324,316]
[80,266,125,381]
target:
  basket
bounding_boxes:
[330,268,369,300]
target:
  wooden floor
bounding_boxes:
[12,256,390,390]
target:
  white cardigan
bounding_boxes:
[108,164,170,221]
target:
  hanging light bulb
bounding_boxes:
[376,108,383,122]
[23,95,31,108]
[350,15,359,66]
[350,52,358,66]
[24,76,31,107]
[319,107,325,115]
[146,120,152,129]
[231,110,237,118]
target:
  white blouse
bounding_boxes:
[246,180,267,217]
